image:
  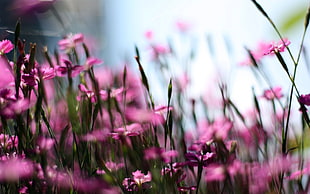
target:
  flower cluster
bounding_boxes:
[0,1,309,193]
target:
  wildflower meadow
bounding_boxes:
[0,0,310,193]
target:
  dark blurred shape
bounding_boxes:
[0,0,59,61]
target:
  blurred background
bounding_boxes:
[0,0,309,111]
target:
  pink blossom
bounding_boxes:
[37,137,54,152]
[240,39,290,66]
[240,41,271,66]
[144,147,178,162]
[123,170,152,191]
[174,72,190,92]
[47,168,112,192]
[264,38,291,55]
[39,66,56,80]
[97,161,124,174]
[205,164,226,182]
[178,186,197,192]
[0,158,34,181]
[84,57,103,70]
[11,0,56,14]
[197,118,233,142]
[286,164,310,180]
[0,99,30,119]
[58,33,84,52]
[184,151,214,167]
[0,40,14,55]
[77,84,96,103]
[132,170,152,185]
[175,19,191,32]
[111,123,144,140]
[262,86,283,100]
[144,30,154,40]
[99,87,124,101]
[125,107,165,125]
[150,44,171,61]
[81,129,110,142]
[0,134,18,150]
[0,57,14,88]
[55,60,84,77]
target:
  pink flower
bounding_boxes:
[39,66,56,80]
[0,57,14,88]
[185,151,214,167]
[174,72,190,92]
[0,40,14,55]
[125,107,165,125]
[144,147,178,162]
[58,33,84,52]
[0,99,30,119]
[240,41,271,66]
[11,0,56,14]
[55,60,84,77]
[240,39,290,66]
[262,86,283,100]
[37,137,54,152]
[0,134,18,150]
[132,170,152,185]
[286,163,310,180]
[111,123,144,140]
[144,30,154,40]
[264,38,291,55]
[197,118,233,142]
[150,44,171,61]
[205,164,226,182]
[81,129,110,142]
[175,19,191,32]
[0,158,34,181]
[178,186,197,192]
[122,170,152,191]
[77,84,96,103]
[299,94,310,106]
[84,57,103,70]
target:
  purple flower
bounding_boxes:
[299,94,310,106]
[55,60,84,77]
[11,0,56,14]
[22,73,38,87]
[185,151,214,167]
